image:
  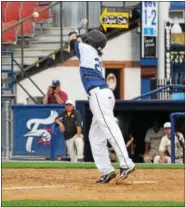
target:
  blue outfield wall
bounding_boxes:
[12,104,66,157]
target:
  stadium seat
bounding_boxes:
[2,21,17,43]
[2,1,8,9]
[20,6,36,20]
[34,6,50,22]
[22,1,38,7]
[2,2,8,21]
[6,5,21,21]
[20,5,50,22]
[17,20,34,37]
[7,1,22,7]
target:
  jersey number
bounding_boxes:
[94,58,102,73]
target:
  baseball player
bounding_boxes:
[154,122,185,164]
[144,119,164,163]
[68,25,135,183]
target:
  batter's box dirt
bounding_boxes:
[2,169,184,201]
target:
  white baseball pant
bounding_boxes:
[88,87,134,175]
[66,135,84,162]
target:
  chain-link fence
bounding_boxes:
[1,100,13,160]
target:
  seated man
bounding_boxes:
[55,100,84,162]
[154,122,185,164]
[144,119,164,163]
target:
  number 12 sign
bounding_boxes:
[142,1,158,37]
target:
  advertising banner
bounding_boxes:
[100,8,129,32]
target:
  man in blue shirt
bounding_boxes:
[68,28,135,183]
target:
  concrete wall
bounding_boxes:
[17,66,87,104]
[124,68,141,99]
[102,28,140,61]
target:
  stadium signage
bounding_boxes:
[143,36,157,58]
[100,8,129,32]
[141,1,158,58]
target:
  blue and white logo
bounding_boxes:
[24,110,58,153]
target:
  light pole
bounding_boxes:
[157,2,170,80]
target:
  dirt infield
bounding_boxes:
[2,169,184,201]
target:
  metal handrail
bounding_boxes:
[133,84,184,100]
[2,2,59,33]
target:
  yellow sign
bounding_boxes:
[100,8,129,32]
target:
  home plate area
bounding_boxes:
[2,169,184,201]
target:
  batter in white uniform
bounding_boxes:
[68,29,135,183]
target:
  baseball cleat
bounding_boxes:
[120,165,135,180]
[96,171,117,184]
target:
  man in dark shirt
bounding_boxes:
[55,100,84,162]
[43,80,68,104]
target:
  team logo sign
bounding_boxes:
[24,110,58,153]
[106,73,117,91]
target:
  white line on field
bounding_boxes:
[3,185,79,190]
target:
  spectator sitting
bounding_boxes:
[55,100,84,162]
[144,119,164,163]
[154,122,185,164]
[42,80,68,104]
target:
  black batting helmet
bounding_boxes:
[80,29,107,52]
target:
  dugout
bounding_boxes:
[76,100,185,162]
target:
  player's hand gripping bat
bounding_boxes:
[67,18,88,52]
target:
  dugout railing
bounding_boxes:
[170,112,185,163]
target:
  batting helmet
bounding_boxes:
[80,29,107,52]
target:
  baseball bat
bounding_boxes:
[67,18,88,53]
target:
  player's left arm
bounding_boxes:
[68,18,88,58]
[68,33,81,59]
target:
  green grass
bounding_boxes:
[2,161,184,169]
[2,200,185,207]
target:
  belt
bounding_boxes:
[87,85,108,96]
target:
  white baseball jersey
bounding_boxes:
[72,40,108,93]
[159,134,184,158]
[71,39,134,175]
[145,127,164,152]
